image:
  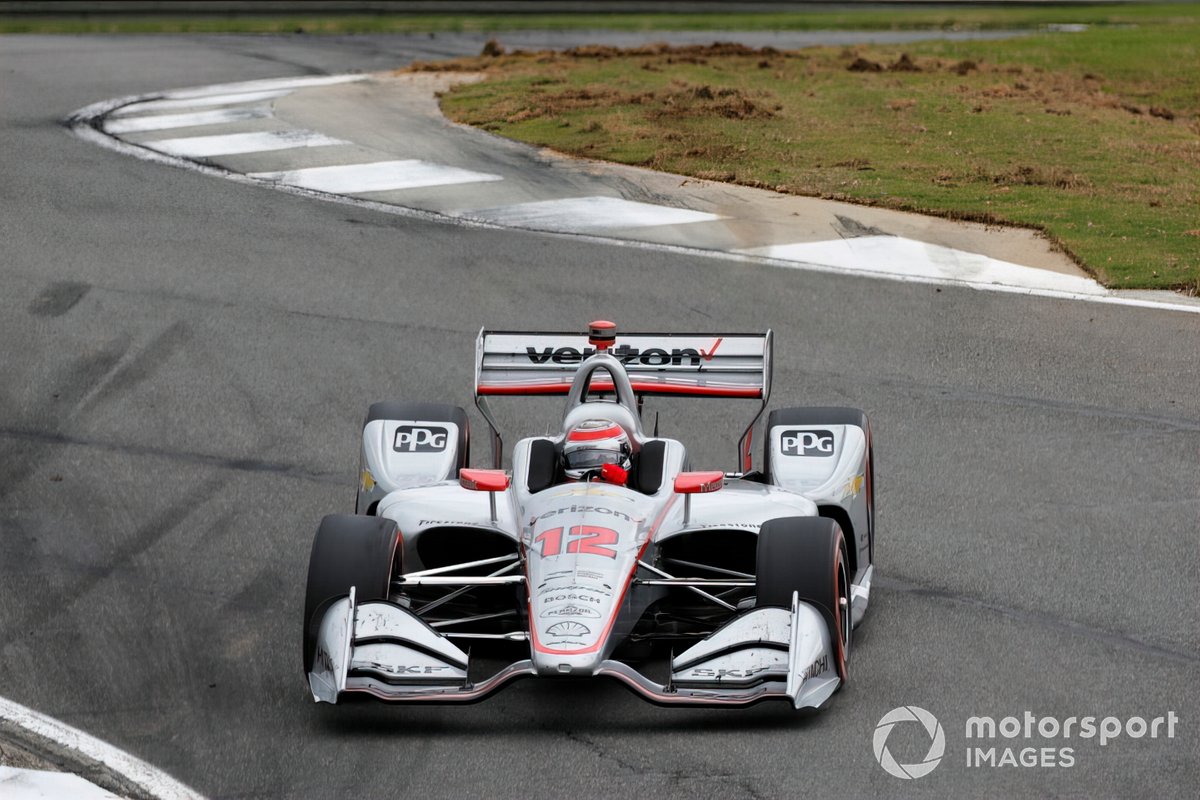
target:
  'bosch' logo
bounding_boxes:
[393,425,449,453]
[781,429,835,457]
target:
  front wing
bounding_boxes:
[308,587,840,709]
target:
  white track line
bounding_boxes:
[64,85,1200,317]
[461,196,722,230]
[109,89,293,116]
[741,236,1108,296]
[250,159,503,193]
[0,696,204,800]
[103,107,272,134]
[142,129,346,158]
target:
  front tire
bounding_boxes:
[302,514,401,675]
[755,516,850,682]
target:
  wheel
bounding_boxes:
[755,516,850,682]
[302,514,401,675]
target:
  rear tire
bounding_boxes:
[755,516,850,682]
[302,514,401,674]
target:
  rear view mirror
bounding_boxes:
[673,471,725,494]
[459,469,510,492]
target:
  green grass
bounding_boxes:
[432,15,1200,291]
[4,4,1200,35]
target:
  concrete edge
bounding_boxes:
[0,696,204,800]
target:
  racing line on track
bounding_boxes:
[875,576,1200,668]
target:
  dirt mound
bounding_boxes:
[496,81,777,124]
[564,41,779,60]
[986,165,1092,190]
[847,57,883,73]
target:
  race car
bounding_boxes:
[303,321,875,709]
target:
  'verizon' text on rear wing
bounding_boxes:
[473,327,773,470]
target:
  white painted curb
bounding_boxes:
[65,74,1200,317]
[0,696,204,800]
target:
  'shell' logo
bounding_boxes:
[393,425,449,453]
[781,429,835,457]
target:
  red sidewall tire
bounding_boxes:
[756,516,850,684]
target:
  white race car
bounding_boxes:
[304,321,874,710]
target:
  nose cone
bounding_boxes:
[529,579,619,675]
[525,513,642,676]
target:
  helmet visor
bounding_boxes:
[565,446,624,470]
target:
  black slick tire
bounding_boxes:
[755,516,850,682]
[302,514,401,675]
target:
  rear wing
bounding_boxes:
[474,328,773,470]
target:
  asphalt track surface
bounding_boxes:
[1,32,1198,800]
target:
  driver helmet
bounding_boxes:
[562,419,632,480]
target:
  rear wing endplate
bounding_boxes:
[473,328,773,470]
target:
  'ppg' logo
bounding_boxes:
[781,429,835,457]
[393,425,449,453]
